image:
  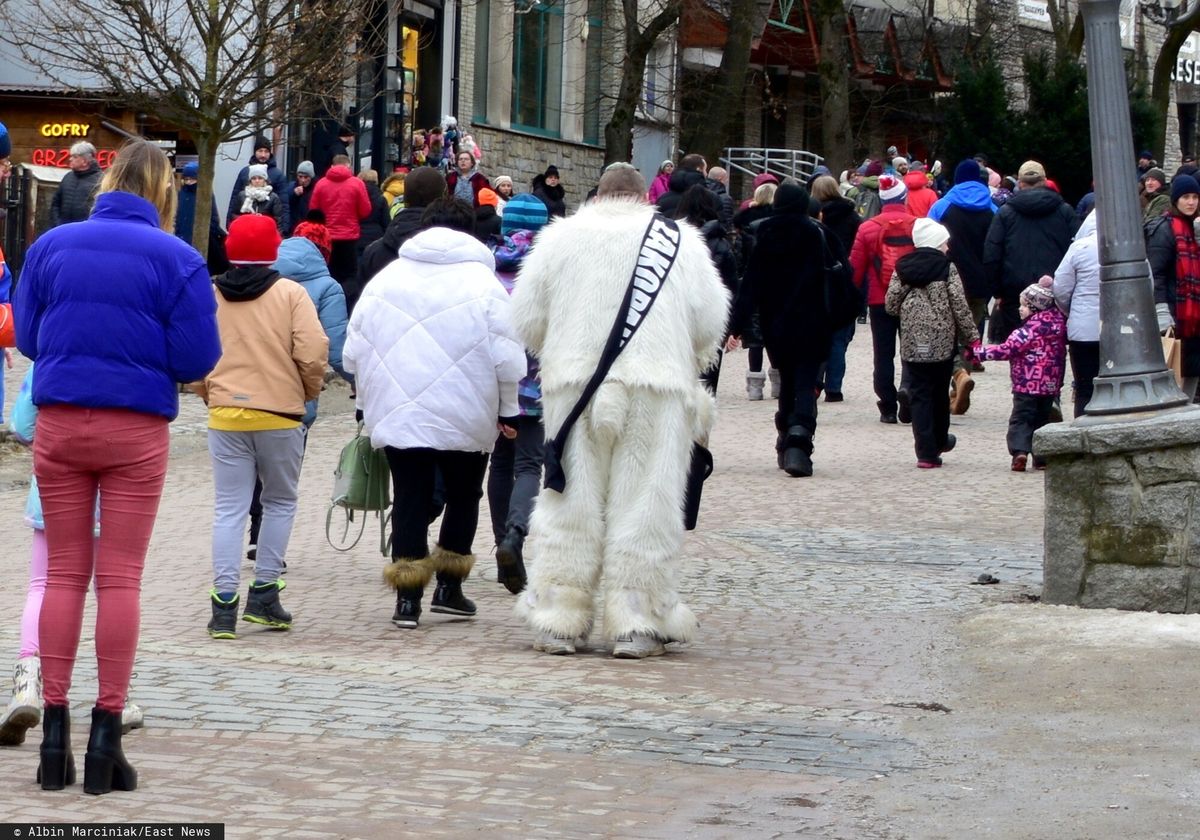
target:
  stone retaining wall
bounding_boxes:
[468,123,604,212]
[1037,409,1200,612]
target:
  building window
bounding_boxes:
[643,41,673,122]
[473,0,490,122]
[512,1,564,135]
[583,0,604,144]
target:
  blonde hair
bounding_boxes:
[810,175,840,203]
[753,183,777,207]
[98,139,176,230]
[359,168,379,184]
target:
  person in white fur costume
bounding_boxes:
[510,163,729,658]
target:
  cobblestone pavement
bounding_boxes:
[0,337,1193,837]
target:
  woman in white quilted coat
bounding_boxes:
[343,198,526,629]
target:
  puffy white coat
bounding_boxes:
[343,227,525,452]
[511,199,729,400]
[1052,210,1099,342]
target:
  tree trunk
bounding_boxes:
[1151,8,1200,161]
[678,0,755,165]
[602,1,681,167]
[191,133,219,262]
[815,0,852,174]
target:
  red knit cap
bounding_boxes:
[291,221,332,264]
[226,215,281,265]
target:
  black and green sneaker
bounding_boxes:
[207,591,239,640]
[243,580,292,630]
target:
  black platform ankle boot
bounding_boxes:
[392,587,424,629]
[37,704,76,790]
[83,706,137,795]
[431,572,477,617]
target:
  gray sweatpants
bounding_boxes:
[209,427,306,593]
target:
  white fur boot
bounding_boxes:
[768,367,782,399]
[746,371,766,401]
[0,655,42,746]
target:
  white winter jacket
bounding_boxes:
[1052,210,1099,342]
[343,227,526,452]
[511,199,729,399]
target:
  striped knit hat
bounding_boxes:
[878,175,907,204]
[502,193,550,235]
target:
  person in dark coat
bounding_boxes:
[50,142,102,226]
[930,159,996,408]
[656,154,707,219]
[704,166,736,228]
[983,160,1079,341]
[811,175,861,402]
[174,162,228,275]
[1148,174,1200,398]
[531,165,567,218]
[227,136,288,225]
[731,183,848,478]
[358,167,446,290]
[356,169,391,257]
[473,188,504,242]
[228,164,285,235]
[285,161,317,236]
[679,185,737,393]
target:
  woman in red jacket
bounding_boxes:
[309,154,371,310]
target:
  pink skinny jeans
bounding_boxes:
[34,405,168,712]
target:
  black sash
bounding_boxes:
[542,214,682,493]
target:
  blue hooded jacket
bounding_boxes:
[273,237,348,379]
[15,191,221,419]
[928,180,995,222]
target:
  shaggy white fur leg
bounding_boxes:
[600,392,696,643]
[517,392,611,639]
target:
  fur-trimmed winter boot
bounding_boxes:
[384,556,435,629]
[767,367,782,400]
[0,655,41,746]
[746,371,766,401]
[83,706,137,795]
[430,547,476,617]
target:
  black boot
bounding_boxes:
[392,587,424,629]
[431,572,477,617]
[781,425,814,478]
[495,528,527,594]
[83,706,137,795]
[207,590,239,640]
[37,704,76,790]
[243,580,292,630]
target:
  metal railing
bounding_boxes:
[719,147,825,184]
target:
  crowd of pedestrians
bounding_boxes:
[0,114,1189,794]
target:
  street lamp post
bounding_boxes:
[1080,0,1190,417]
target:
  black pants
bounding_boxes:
[775,360,822,452]
[330,239,360,313]
[869,305,909,412]
[1068,340,1100,418]
[993,299,1022,343]
[1008,394,1055,456]
[486,416,545,543]
[907,359,954,462]
[385,448,488,561]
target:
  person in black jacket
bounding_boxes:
[50,142,102,226]
[285,161,316,236]
[811,175,861,402]
[228,164,285,235]
[704,166,736,228]
[732,182,777,399]
[473,188,504,242]
[656,154,707,219]
[227,136,288,226]
[731,183,849,478]
[355,169,391,257]
[930,159,996,412]
[357,167,446,290]
[983,160,1079,341]
[679,185,737,393]
[531,165,567,218]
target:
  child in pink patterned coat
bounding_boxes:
[965,276,1066,471]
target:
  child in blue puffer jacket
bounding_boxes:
[0,366,143,746]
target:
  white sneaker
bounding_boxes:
[612,633,666,659]
[0,655,42,746]
[532,629,576,655]
[121,700,144,734]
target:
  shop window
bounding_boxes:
[473,0,490,122]
[512,1,565,135]
[583,0,604,144]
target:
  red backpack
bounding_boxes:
[871,213,916,297]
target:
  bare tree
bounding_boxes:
[1149,1,1200,159]
[677,0,756,165]
[0,0,381,255]
[603,0,683,167]
[814,0,853,173]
